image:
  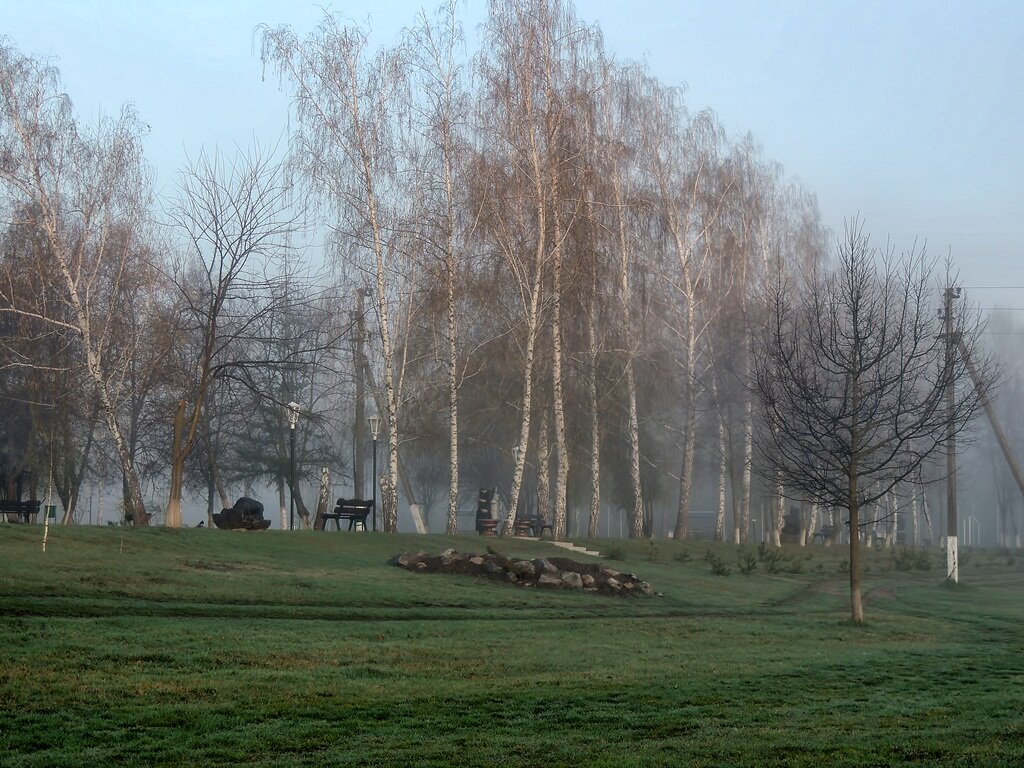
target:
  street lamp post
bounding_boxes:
[368,414,381,532]
[287,401,300,531]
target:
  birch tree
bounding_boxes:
[261,17,409,531]
[641,86,726,540]
[594,60,648,538]
[406,1,471,535]
[0,41,152,523]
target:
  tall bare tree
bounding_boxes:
[261,17,412,531]
[754,221,990,623]
[0,41,152,523]
[163,146,294,528]
[406,1,471,535]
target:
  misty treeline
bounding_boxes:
[2,0,1017,543]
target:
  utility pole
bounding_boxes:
[352,289,367,499]
[958,336,1024,503]
[944,285,960,583]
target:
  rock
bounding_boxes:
[388,549,655,597]
[538,573,562,587]
[441,548,460,565]
[533,557,559,576]
[512,560,536,578]
[561,571,583,590]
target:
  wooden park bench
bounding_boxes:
[317,498,374,531]
[0,499,41,524]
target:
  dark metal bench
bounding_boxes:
[318,498,374,531]
[513,516,553,538]
[0,499,41,524]
[811,525,835,544]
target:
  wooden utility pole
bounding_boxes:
[944,285,960,583]
[958,337,1024,506]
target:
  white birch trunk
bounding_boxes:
[587,255,601,538]
[503,242,545,535]
[886,491,899,549]
[537,407,551,527]
[550,174,569,541]
[502,64,547,536]
[715,412,727,542]
[740,396,753,543]
[806,504,820,547]
[672,257,697,541]
[771,478,784,547]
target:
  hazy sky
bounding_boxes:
[4,0,1023,301]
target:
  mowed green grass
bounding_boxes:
[2,526,1023,767]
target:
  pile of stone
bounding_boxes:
[389,547,656,596]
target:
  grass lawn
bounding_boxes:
[1,525,1023,766]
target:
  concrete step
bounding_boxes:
[512,536,603,558]
[544,540,603,558]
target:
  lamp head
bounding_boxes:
[286,401,301,428]
[368,414,381,440]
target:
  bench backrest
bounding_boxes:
[0,499,41,512]
[335,498,374,514]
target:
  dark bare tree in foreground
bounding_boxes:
[163,146,295,528]
[754,221,990,624]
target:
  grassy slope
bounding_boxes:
[1,526,1022,767]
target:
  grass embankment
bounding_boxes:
[1,526,1022,766]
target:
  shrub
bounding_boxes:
[894,547,932,571]
[763,549,787,574]
[737,553,758,575]
[603,545,626,561]
[708,554,731,576]
[644,541,660,562]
